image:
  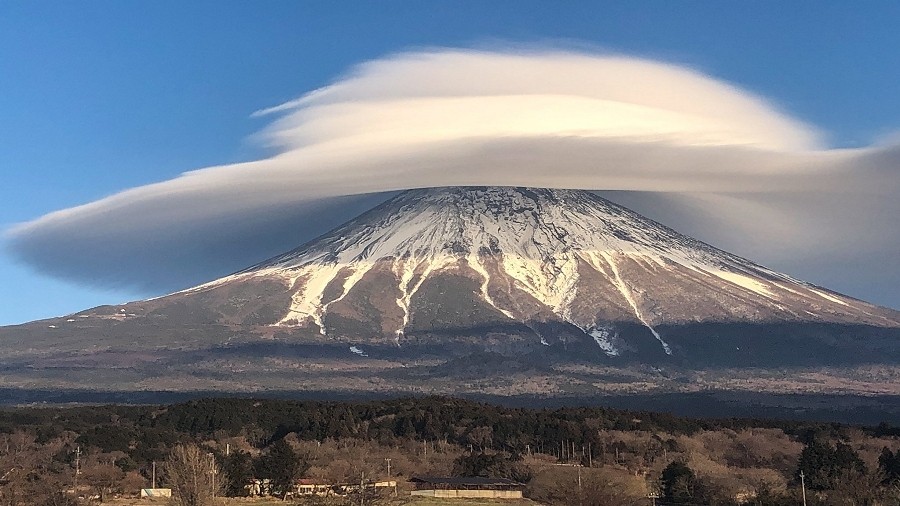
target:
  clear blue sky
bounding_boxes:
[2,1,899,325]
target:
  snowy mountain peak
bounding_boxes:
[259,186,715,269]
[181,187,900,359]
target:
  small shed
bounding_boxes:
[409,476,524,499]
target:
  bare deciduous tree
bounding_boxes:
[165,445,223,506]
[81,463,124,503]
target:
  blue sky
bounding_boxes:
[2,1,900,325]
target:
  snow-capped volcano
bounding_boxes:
[4,186,900,398]
[176,187,900,359]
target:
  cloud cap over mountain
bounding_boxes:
[5,48,899,307]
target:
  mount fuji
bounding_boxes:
[2,187,899,398]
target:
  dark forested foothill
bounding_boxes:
[0,396,897,505]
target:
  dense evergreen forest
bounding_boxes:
[1,396,899,505]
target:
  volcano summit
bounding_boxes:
[2,187,899,398]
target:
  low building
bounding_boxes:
[409,476,524,499]
[140,488,172,498]
[296,479,332,495]
[246,477,398,497]
[294,479,397,497]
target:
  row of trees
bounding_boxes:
[219,440,307,498]
[1,396,899,505]
[5,396,889,466]
[653,437,900,505]
[165,442,306,505]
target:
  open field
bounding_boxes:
[102,497,541,506]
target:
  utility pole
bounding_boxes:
[73,446,81,493]
[800,470,807,506]
[385,458,391,478]
[577,464,583,506]
[208,453,216,499]
[647,479,660,506]
[151,461,156,489]
[360,472,366,506]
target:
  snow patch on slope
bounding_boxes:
[589,328,620,357]
[393,256,455,336]
[501,254,579,315]
[275,264,342,331]
[599,252,672,355]
[705,268,776,298]
[808,287,851,307]
[466,254,516,319]
[330,264,375,308]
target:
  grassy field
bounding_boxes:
[104,497,541,506]
[395,499,538,506]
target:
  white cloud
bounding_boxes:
[5,48,900,308]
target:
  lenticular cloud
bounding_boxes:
[258,50,822,152]
[5,48,900,307]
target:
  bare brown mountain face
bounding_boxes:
[2,187,899,399]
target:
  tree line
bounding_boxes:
[4,396,890,459]
[0,395,898,505]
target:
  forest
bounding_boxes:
[1,396,899,505]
